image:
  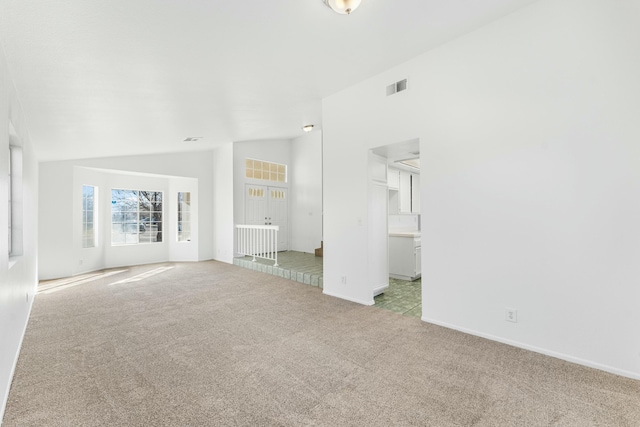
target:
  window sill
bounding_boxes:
[9,255,22,269]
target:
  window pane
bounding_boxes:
[178,192,191,242]
[82,185,96,248]
[111,188,162,246]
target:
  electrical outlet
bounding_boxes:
[341,276,347,285]
[506,309,518,323]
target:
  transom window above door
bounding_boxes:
[245,158,287,183]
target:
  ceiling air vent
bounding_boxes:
[183,137,203,142]
[386,78,408,96]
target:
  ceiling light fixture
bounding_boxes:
[302,124,314,132]
[322,0,362,15]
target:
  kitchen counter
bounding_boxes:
[389,231,421,238]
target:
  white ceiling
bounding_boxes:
[0,0,538,162]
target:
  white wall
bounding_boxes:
[323,0,640,378]
[39,151,213,280]
[290,131,323,253]
[212,143,234,264]
[0,45,39,420]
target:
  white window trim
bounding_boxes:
[111,188,164,246]
[8,143,24,264]
[177,192,191,243]
[82,185,98,249]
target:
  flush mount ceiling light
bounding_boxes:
[322,0,362,15]
[302,124,314,132]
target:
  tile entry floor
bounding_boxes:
[234,251,421,318]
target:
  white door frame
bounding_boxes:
[244,183,289,251]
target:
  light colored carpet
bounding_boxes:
[3,261,639,426]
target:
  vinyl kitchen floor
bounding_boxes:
[374,277,422,318]
[233,251,421,318]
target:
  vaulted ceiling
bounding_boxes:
[0,0,538,161]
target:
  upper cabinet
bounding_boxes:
[411,173,420,213]
[399,170,412,213]
[388,167,420,214]
[388,168,400,190]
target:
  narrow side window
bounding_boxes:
[177,192,191,242]
[8,143,23,257]
[82,185,97,248]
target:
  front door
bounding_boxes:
[245,184,288,251]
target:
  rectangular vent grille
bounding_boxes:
[386,79,408,96]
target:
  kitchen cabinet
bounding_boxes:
[389,233,421,281]
[399,170,411,213]
[388,168,399,190]
[411,173,420,213]
[389,168,419,214]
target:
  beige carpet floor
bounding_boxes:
[3,261,639,426]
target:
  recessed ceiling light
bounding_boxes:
[302,125,314,132]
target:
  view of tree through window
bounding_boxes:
[177,192,191,242]
[111,189,163,245]
[82,185,96,248]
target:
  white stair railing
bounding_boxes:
[236,224,279,266]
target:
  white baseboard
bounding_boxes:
[0,285,35,424]
[323,290,374,306]
[421,317,640,381]
[373,284,389,297]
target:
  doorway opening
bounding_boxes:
[370,138,422,318]
[245,184,289,251]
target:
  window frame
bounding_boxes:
[111,188,164,246]
[82,185,98,248]
[245,158,287,183]
[8,143,23,259]
[177,192,191,242]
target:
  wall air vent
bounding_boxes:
[386,78,408,96]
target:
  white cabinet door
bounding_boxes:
[399,171,411,213]
[411,173,420,213]
[389,236,421,280]
[388,168,400,190]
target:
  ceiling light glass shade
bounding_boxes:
[302,124,314,132]
[323,0,362,15]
